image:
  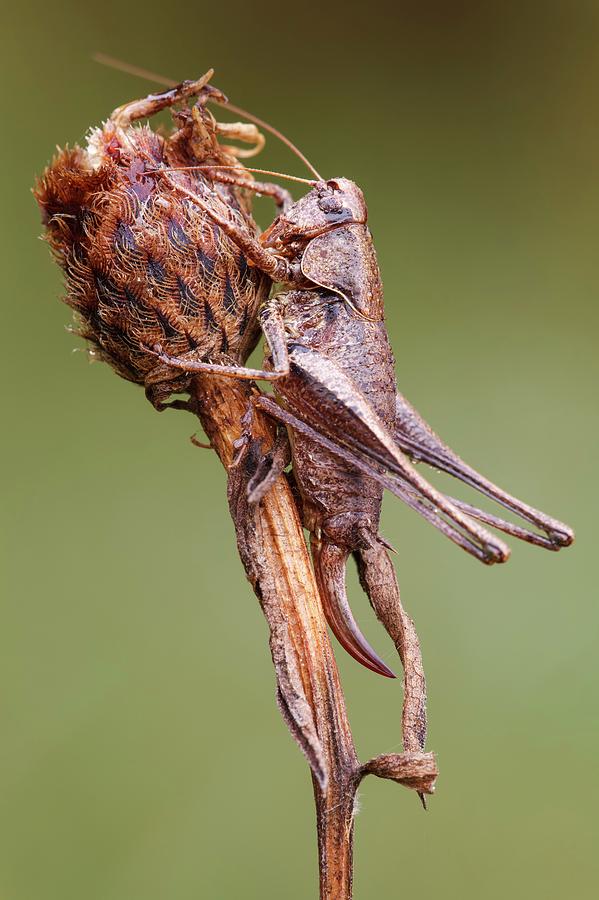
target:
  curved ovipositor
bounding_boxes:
[311,536,396,679]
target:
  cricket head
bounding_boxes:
[262,178,384,320]
[262,178,366,247]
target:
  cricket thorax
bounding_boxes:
[279,290,344,343]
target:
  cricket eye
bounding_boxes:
[317,195,344,215]
[317,193,355,226]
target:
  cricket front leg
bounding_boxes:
[157,175,298,283]
[394,392,574,549]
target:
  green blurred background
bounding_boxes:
[2,1,598,897]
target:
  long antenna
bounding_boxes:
[144,164,316,187]
[213,99,322,181]
[93,53,323,181]
[93,54,178,88]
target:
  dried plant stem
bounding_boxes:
[191,374,436,899]
[192,374,357,896]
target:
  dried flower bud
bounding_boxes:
[33,79,270,406]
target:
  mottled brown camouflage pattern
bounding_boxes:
[34,83,270,407]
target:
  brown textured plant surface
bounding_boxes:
[34,74,270,408]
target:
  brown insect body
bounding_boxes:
[271,289,399,677]
[157,175,573,679]
[277,293,394,541]
[252,180,505,678]
[34,76,274,408]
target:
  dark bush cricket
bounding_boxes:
[153,171,574,679]
[35,65,575,811]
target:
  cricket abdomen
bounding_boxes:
[271,289,401,677]
[279,290,397,547]
[290,425,382,548]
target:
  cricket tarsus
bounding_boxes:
[443,497,570,549]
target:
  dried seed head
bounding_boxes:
[34,87,270,406]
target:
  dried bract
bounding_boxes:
[33,75,271,407]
